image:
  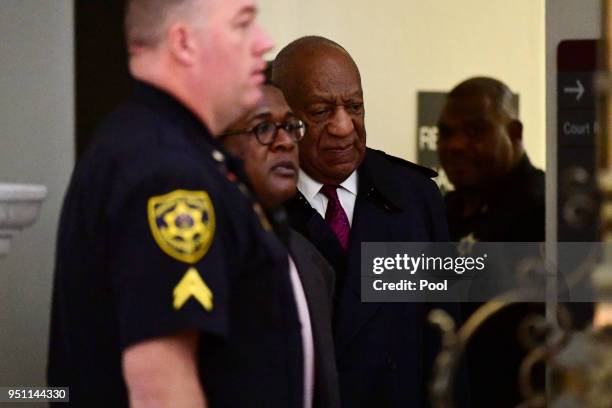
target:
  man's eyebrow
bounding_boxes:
[249,111,272,121]
[345,90,364,99]
[305,90,363,105]
[465,117,489,124]
[304,95,332,105]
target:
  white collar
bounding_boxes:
[340,170,358,195]
[298,169,358,198]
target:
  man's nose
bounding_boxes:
[439,131,469,153]
[327,107,355,137]
[271,128,296,151]
[253,23,274,56]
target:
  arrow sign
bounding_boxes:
[563,80,585,101]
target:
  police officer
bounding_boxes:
[48,1,312,407]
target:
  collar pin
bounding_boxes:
[212,150,225,162]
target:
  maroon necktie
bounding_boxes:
[320,185,350,251]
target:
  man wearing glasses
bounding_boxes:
[220,89,306,211]
[220,81,340,408]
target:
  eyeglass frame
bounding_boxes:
[219,119,306,146]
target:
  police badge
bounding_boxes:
[148,189,216,264]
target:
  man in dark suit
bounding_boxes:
[437,77,545,244]
[437,77,545,407]
[221,82,340,408]
[272,36,455,407]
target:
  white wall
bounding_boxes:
[0,0,73,386]
[259,0,547,169]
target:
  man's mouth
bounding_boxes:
[271,160,297,177]
[251,72,265,85]
[251,62,267,84]
[444,162,475,178]
[321,144,357,164]
[324,144,353,153]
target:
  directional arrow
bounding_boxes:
[563,79,585,101]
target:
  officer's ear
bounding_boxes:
[166,23,197,66]
[507,119,523,147]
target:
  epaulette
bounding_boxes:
[370,148,438,178]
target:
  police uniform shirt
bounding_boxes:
[48,81,304,407]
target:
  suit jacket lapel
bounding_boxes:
[333,150,412,358]
[286,151,422,359]
[288,231,340,408]
[286,192,346,282]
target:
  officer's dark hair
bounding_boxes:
[125,0,199,51]
[449,77,517,121]
[272,36,358,90]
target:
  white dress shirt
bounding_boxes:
[297,169,358,225]
[288,256,314,408]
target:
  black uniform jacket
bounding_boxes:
[48,81,304,407]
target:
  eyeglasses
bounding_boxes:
[220,119,306,146]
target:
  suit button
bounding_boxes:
[387,357,397,371]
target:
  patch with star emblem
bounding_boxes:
[147,190,215,264]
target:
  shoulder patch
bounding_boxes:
[148,189,215,264]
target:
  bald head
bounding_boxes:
[437,76,524,191]
[449,77,517,122]
[271,36,366,185]
[273,37,349,78]
[272,36,361,106]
